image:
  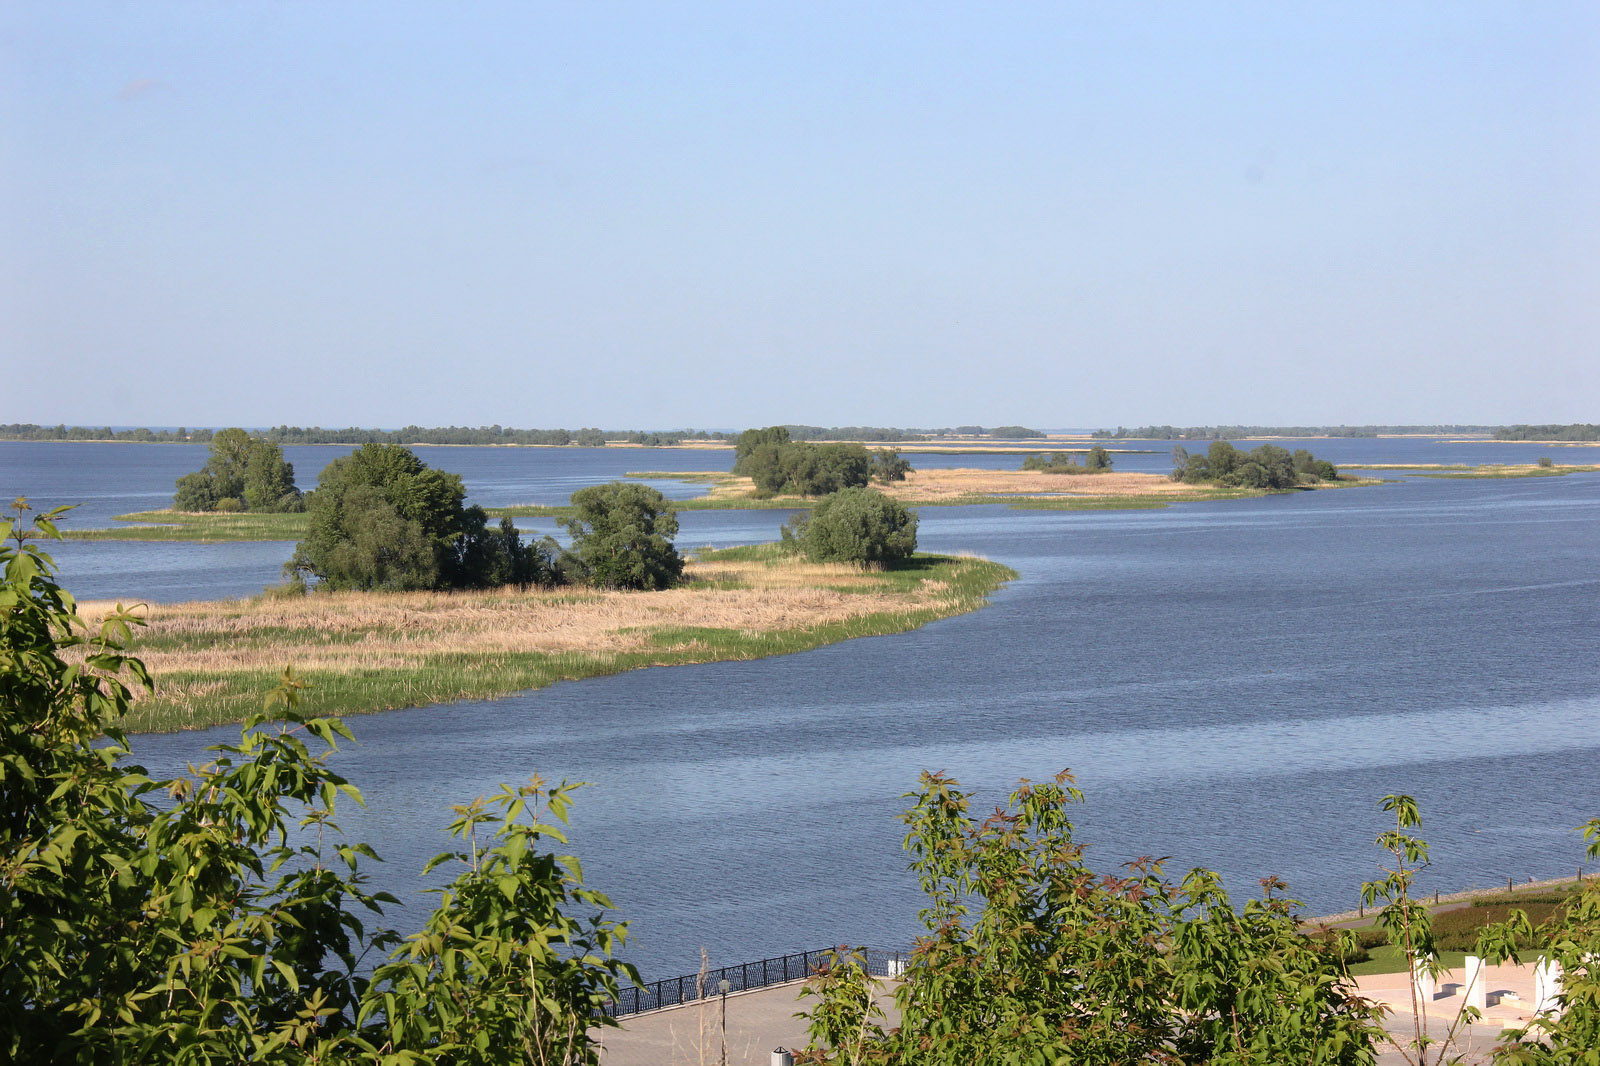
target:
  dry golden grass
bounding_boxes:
[676,467,1224,506]
[876,467,1204,502]
[74,553,985,719]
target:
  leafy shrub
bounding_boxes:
[562,481,684,590]
[732,427,874,496]
[870,448,912,483]
[1430,896,1573,951]
[799,772,1384,1064]
[1170,442,1336,488]
[1,505,635,1063]
[784,487,917,566]
[1020,449,1112,474]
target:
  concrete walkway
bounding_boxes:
[596,964,1554,1066]
[594,980,836,1066]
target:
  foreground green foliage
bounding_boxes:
[174,428,305,513]
[800,772,1384,1065]
[287,444,558,592]
[782,487,918,566]
[0,506,634,1063]
[802,781,1600,1065]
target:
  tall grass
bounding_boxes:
[86,548,1016,733]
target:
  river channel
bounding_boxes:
[4,438,1597,978]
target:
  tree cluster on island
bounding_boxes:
[5,508,1597,1064]
[283,444,681,593]
[1020,446,1113,474]
[732,426,912,497]
[1170,441,1338,489]
[173,428,305,513]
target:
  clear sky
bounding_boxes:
[3,3,1596,429]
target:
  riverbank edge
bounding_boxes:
[110,548,1018,733]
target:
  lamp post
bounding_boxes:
[718,978,731,1066]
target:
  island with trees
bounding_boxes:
[1020,446,1114,473]
[173,428,304,513]
[1170,442,1339,489]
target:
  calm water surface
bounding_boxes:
[3,440,1597,978]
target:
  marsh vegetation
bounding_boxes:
[83,545,1014,732]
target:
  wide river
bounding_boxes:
[4,437,1598,979]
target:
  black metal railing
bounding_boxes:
[609,946,908,1017]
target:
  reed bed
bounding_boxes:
[79,548,1015,733]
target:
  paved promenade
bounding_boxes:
[596,963,1552,1066]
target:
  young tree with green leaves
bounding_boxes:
[870,449,913,483]
[799,771,1383,1065]
[1,502,634,1063]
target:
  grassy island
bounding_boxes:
[64,467,1384,540]
[82,545,1015,733]
[589,467,1380,514]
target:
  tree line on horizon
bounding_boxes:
[1093,424,1503,439]
[16,421,1600,445]
[0,422,1049,446]
[1495,423,1600,442]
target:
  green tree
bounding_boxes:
[1085,445,1113,471]
[0,503,633,1063]
[784,486,917,566]
[562,482,684,590]
[870,448,912,483]
[288,444,549,591]
[800,772,1384,1065]
[174,429,303,513]
[242,439,304,512]
[1171,442,1334,489]
[731,425,792,474]
[734,428,874,497]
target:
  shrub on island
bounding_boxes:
[561,482,685,591]
[783,485,918,567]
[1021,446,1113,474]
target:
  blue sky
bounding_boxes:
[3,3,1596,429]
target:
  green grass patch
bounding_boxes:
[65,510,310,542]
